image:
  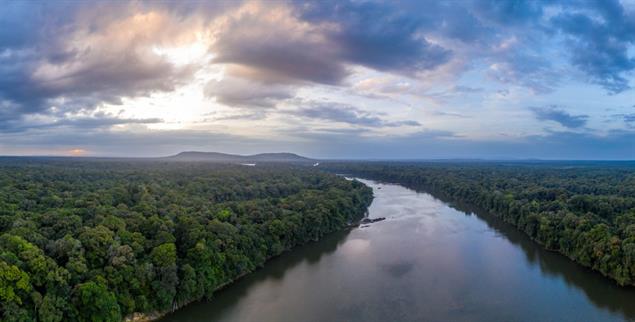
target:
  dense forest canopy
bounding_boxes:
[322,161,635,286]
[0,158,372,321]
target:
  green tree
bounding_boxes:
[0,260,31,305]
[72,278,120,322]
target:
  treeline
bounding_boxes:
[322,161,635,286]
[0,159,373,321]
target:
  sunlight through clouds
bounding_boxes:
[0,0,634,158]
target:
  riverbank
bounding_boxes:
[161,179,635,322]
[126,198,374,322]
[322,163,635,287]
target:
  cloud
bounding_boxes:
[0,112,163,134]
[276,127,634,160]
[212,3,347,85]
[550,0,635,93]
[430,110,469,118]
[488,52,560,93]
[2,120,633,160]
[0,128,258,157]
[0,2,92,55]
[516,130,635,160]
[530,106,589,128]
[290,101,421,128]
[2,0,635,159]
[0,2,243,119]
[472,0,545,25]
[213,0,452,87]
[297,0,451,75]
[205,76,295,108]
[3,0,633,119]
[405,129,458,140]
[452,0,635,94]
[205,111,267,122]
[53,115,163,129]
[425,85,484,102]
[613,113,635,128]
[0,3,220,119]
[354,77,413,95]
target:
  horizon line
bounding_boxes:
[0,154,634,162]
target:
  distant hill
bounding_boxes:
[164,151,313,163]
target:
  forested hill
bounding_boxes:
[164,151,313,162]
[0,159,372,321]
[321,161,635,286]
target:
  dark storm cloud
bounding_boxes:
[530,106,589,129]
[292,102,421,128]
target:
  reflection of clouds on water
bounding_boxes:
[165,178,635,322]
[340,238,371,256]
[381,260,415,278]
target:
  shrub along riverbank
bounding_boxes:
[0,159,373,321]
[323,161,635,286]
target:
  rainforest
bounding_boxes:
[323,161,635,286]
[3,158,635,321]
[0,159,372,321]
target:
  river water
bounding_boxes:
[161,179,635,322]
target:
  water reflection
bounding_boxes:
[426,193,635,320]
[162,179,635,322]
[162,229,353,322]
[480,210,635,319]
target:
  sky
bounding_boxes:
[0,0,634,159]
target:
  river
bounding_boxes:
[161,179,635,322]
